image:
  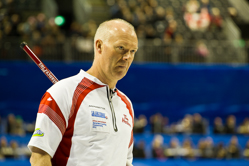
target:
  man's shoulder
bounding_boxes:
[116,89,133,105]
[47,70,84,93]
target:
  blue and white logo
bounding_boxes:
[93,121,107,128]
[91,111,106,119]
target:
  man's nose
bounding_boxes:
[123,51,132,60]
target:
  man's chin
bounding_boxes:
[115,71,127,80]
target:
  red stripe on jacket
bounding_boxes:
[116,90,134,148]
[52,78,104,166]
[38,92,66,135]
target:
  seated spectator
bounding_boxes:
[200,0,211,13]
[215,142,227,159]
[197,137,214,158]
[210,7,223,31]
[152,135,165,159]
[6,113,17,134]
[164,20,177,40]
[133,140,146,159]
[203,137,215,158]
[243,140,249,159]
[0,136,14,159]
[224,115,237,134]
[175,114,193,134]
[185,0,200,14]
[227,136,240,159]
[181,138,195,159]
[134,114,148,134]
[238,117,249,135]
[9,140,19,159]
[164,137,181,159]
[198,7,211,31]
[213,117,225,134]
[15,115,25,136]
[197,138,206,158]
[150,113,164,133]
[192,113,206,134]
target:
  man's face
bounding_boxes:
[99,28,138,82]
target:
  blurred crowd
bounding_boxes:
[1,112,249,160]
[0,114,34,160]
[108,0,223,41]
[2,0,243,63]
[183,0,223,32]
[133,113,249,159]
[133,135,249,160]
[134,113,249,135]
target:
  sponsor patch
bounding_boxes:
[32,128,44,137]
[90,110,109,132]
[93,120,106,128]
[91,111,108,119]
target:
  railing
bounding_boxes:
[0,37,248,64]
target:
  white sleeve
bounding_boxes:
[27,91,68,158]
[28,114,63,157]
[127,142,134,166]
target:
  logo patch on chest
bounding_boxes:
[91,110,109,132]
[91,111,108,119]
[122,114,131,127]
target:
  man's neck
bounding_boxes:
[86,67,117,89]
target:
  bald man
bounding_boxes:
[28,19,138,166]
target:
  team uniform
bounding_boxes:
[28,70,134,166]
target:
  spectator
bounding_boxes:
[198,7,211,31]
[10,140,19,159]
[181,138,195,159]
[152,134,165,159]
[238,117,249,135]
[213,117,225,134]
[197,138,206,158]
[215,142,227,159]
[134,114,148,134]
[164,20,177,40]
[15,115,25,136]
[203,137,215,158]
[197,137,215,158]
[150,113,164,133]
[0,136,14,159]
[185,0,200,14]
[224,115,237,134]
[164,137,181,159]
[192,113,206,134]
[200,0,211,13]
[180,114,193,134]
[210,7,223,31]
[6,113,17,134]
[243,140,249,159]
[133,140,146,159]
[227,136,240,159]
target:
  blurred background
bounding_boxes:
[1,0,249,165]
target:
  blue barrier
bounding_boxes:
[0,158,248,166]
[1,61,249,123]
[133,159,249,166]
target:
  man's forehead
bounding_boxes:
[114,39,138,48]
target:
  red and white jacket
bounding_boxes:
[28,70,134,166]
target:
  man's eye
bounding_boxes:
[118,46,124,50]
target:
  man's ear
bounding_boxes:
[96,40,103,54]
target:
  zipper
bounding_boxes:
[106,86,118,132]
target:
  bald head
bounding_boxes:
[94,19,136,51]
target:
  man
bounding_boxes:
[28,19,138,166]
